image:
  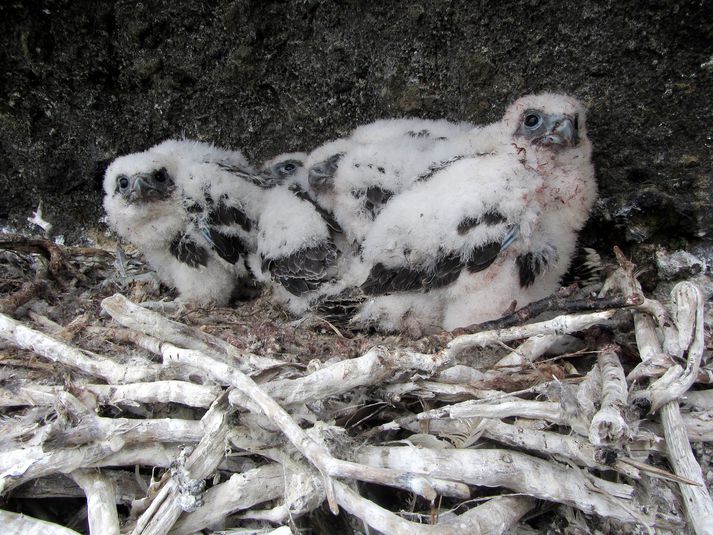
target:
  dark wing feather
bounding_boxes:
[457,211,506,235]
[361,254,464,295]
[208,229,248,265]
[263,242,338,296]
[207,199,252,232]
[169,234,209,268]
[466,242,503,273]
[424,252,463,288]
[216,163,279,188]
[516,249,556,287]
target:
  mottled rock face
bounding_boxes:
[0,1,711,251]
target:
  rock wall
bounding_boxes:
[1,0,711,251]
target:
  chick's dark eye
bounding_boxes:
[524,114,540,128]
[282,163,296,172]
[154,168,167,182]
[118,176,129,189]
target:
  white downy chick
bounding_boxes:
[255,153,350,315]
[442,93,596,329]
[103,138,272,305]
[304,118,475,249]
[348,93,596,334]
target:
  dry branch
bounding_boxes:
[0,508,82,535]
[334,480,535,535]
[102,294,286,375]
[446,310,620,356]
[160,343,470,505]
[588,343,630,445]
[0,312,161,383]
[71,469,121,535]
[357,446,644,524]
[130,392,233,535]
[171,464,285,535]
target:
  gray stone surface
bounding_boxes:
[1,0,712,250]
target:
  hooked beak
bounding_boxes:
[127,172,173,203]
[534,115,579,148]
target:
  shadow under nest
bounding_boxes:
[0,232,711,535]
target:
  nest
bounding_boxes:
[0,231,712,535]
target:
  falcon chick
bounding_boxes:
[304,118,475,249]
[254,153,349,315]
[349,93,596,334]
[103,139,272,305]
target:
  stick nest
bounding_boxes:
[0,232,712,535]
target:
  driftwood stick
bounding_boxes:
[492,333,564,371]
[131,392,233,535]
[334,480,535,535]
[171,464,294,535]
[0,443,183,493]
[70,468,121,535]
[588,343,630,445]
[682,412,713,442]
[402,418,640,478]
[447,310,620,356]
[684,391,713,411]
[660,402,713,534]
[51,416,204,448]
[456,289,637,334]
[632,285,713,533]
[101,294,285,375]
[85,381,221,409]
[412,399,566,425]
[0,382,221,410]
[12,472,144,504]
[0,508,82,535]
[171,464,285,535]
[648,282,705,411]
[0,312,161,384]
[230,346,453,407]
[161,344,470,507]
[357,446,644,524]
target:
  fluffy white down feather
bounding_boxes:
[103,139,263,305]
[253,153,354,314]
[304,118,476,246]
[349,93,596,333]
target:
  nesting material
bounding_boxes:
[0,235,711,534]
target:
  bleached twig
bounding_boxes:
[0,312,161,384]
[171,465,285,535]
[130,392,233,535]
[646,283,705,411]
[411,399,567,425]
[0,508,81,535]
[492,334,566,371]
[357,446,646,524]
[588,344,630,445]
[51,416,204,447]
[632,283,713,534]
[334,480,535,535]
[682,411,713,442]
[447,310,620,356]
[660,402,713,534]
[12,471,144,504]
[71,469,121,535]
[401,418,640,478]
[102,294,286,375]
[0,443,182,493]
